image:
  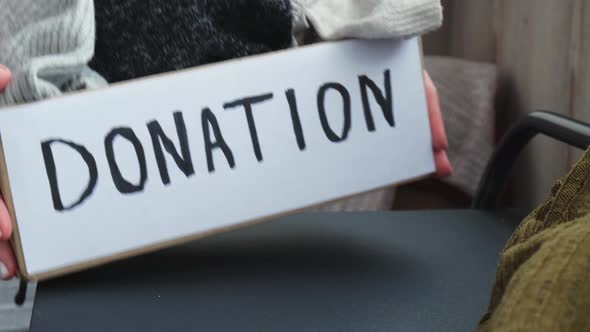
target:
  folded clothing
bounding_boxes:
[0,0,443,108]
[90,0,293,82]
[0,0,106,106]
[90,0,443,84]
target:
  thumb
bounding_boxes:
[0,65,12,92]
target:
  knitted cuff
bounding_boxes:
[294,0,443,40]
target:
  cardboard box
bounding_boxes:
[0,37,434,281]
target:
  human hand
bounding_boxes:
[0,64,16,280]
[424,70,452,177]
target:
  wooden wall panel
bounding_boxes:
[495,0,577,208]
[423,0,496,62]
[569,0,590,164]
[424,0,590,208]
[447,0,496,62]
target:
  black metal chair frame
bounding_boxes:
[473,111,590,209]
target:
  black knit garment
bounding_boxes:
[90,0,293,82]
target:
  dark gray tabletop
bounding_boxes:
[30,210,521,332]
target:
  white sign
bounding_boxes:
[0,37,433,280]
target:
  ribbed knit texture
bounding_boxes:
[0,0,106,107]
[90,0,293,83]
[292,0,442,40]
[479,147,590,332]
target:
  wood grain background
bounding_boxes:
[424,0,590,208]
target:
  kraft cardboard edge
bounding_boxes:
[3,37,431,282]
[0,136,32,280]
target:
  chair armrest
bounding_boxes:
[472,111,590,209]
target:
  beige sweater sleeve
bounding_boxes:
[293,0,443,40]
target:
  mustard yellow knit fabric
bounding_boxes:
[479,148,590,331]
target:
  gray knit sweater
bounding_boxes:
[0,0,106,107]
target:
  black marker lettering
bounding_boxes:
[317,83,351,142]
[147,112,194,186]
[202,107,235,172]
[223,93,273,162]
[104,127,147,194]
[41,139,98,211]
[359,69,394,131]
[285,89,306,150]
